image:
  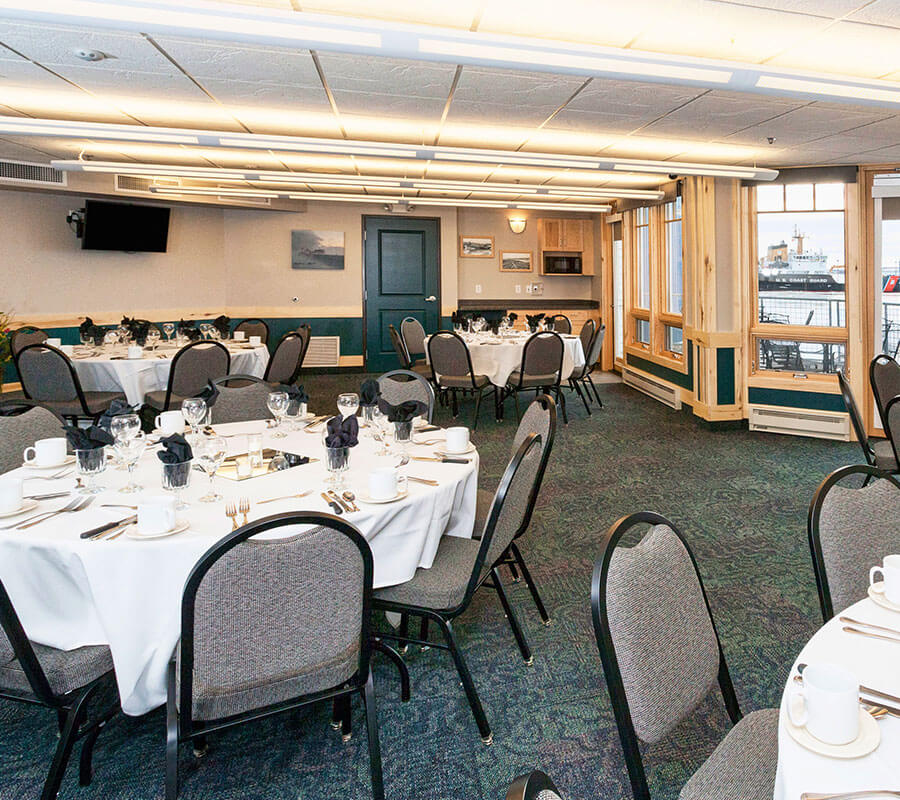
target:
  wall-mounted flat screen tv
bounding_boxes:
[81,200,170,252]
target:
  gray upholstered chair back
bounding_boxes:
[211,375,274,424]
[871,355,900,421]
[429,332,471,379]
[401,317,427,358]
[0,406,63,474]
[578,319,596,359]
[587,324,606,366]
[512,397,553,458]
[816,476,900,615]
[605,524,721,744]
[388,324,412,369]
[10,327,48,357]
[838,371,872,459]
[234,319,269,344]
[186,524,366,720]
[549,315,571,334]
[169,342,230,399]
[16,346,79,403]
[265,333,304,384]
[377,370,435,422]
[888,397,900,462]
[521,333,564,378]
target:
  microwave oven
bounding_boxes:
[543,254,583,274]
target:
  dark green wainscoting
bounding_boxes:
[747,386,845,413]
[716,347,736,406]
[625,343,694,391]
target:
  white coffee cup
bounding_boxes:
[248,335,262,347]
[60,344,75,356]
[23,437,67,467]
[369,468,399,500]
[127,345,143,359]
[445,426,470,454]
[0,478,24,514]
[137,495,177,535]
[870,554,900,606]
[46,337,62,348]
[233,330,245,341]
[788,662,859,745]
[155,410,183,436]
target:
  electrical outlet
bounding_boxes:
[515,284,522,294]
[525,284,532,294]
[475,284,482,294]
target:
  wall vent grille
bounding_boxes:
[115,175,181,194]
[622,367,681,410]
[304,336,341,367]
[748,405,850,440]
[0,160,66,186]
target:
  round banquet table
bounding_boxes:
[69,341,270,406]
[0,418,478,716]
[427,332,585,387]
[775,596,900,799]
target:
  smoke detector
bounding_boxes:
[74,48,108,62]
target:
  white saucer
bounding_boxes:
[22,455,75,470]
[868,582,900,613]
[435,443,476,456]
[785,706,880,759]
[358,488,409,504]
[0,499,38,519]
[125,519,190,540]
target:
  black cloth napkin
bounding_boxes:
[377,398,427,423]
[121,316,151,346]
[197,380,219,408]
[157,433,193,464]
[324,415,359,448]
[80,317,106,345]
[64,424,114,451]
[488,320,500,334]
[177,319,202,341]
[281,383,308,415]
[79,317,94,337]
[526,313,545,327]
[359,379,380,407]
[213,315,231,338]
[507,312,518,324]
[98,399,136,431]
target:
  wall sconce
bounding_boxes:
[508,216,527,234]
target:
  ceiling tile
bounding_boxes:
[296,0,482,28]
[721,0,868,15]
[724,104,893,146]
[845,0,900,27]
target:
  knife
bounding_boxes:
[320,492,343,515]
[410,456,470,464]
[327,490,353,513]
[25,492,70,501]
[860,683,900,708]
[80,515,137,539]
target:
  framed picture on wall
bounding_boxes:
[459,235,494,258]
[500,251,533,272]
[291,230,345,270]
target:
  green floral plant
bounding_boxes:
[0,310,12,369]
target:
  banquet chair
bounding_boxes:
[210,375,273,424]
[388,324,430,377]
[233,318,269,344]
[167,511,389,800]
[838,370,897,476]
[143,341,230,412]
[0,402,64,474]
[504,331,567,424]
[428,330,496,429]
[887,395,900,466]
[263,331,306,385]
[808,464,900,622]
[567,321,604,414]
[474,395,556,626]
[296,322,312,369]
[548,314,571,334]
[400,316,427,364]
[15,343,127,424]
[10,325,49,358]
[591,512,778,800]
[373,434,543,745]
[506,770,564,800]
[870,354,900,426]
[0,577,119,800]
[377,369,436,423]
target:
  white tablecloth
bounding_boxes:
[0,419,478,715]
[70,343,270,406]
[775,597,900,799]
[428,333,585,387]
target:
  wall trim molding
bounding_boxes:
[10,308,364,328]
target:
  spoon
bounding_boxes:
[342,491,360,512]
[394,455,409,468]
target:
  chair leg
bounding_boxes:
[362,676,385,800]
[419,617,431,652]
[555,386,568,425]
[78,716,108,786]
[586,374,603,407]
[397,613,409,655]
[570,379,591,415]
[511,542,551,625]
[42,690,93,800]
[512,389,521,423]
[450,390,459,417]
[491,567,533,665]
[507,561,521,583]
[340,694,353,742]
[372,639,411,702]
[437,617,492,744]
[473,388,483,431]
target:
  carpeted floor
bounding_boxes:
[0,375,859,800]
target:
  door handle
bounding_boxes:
[424,295,437,302]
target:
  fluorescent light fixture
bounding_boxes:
[756,75,900,104]
[150,186,280,198]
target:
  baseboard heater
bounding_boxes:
[622,367,681,410]
[303,336,341,367]
[748,404,850,441]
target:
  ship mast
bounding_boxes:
[792,225,804,255]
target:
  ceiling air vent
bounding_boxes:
[0,160,66,187]
[115,175,181,194]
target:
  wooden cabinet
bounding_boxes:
[537,217,595,276]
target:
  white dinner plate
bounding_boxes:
[868,582,900,613]
[125,519,190,540]
[435,444,477,456]
[784,705,880,759]
[22,455,75,471]
[0,499,38,519]
[357,488,409,505]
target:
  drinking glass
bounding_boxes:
[267,391,290,438]
[337,393,359,419]
[360,404,376,428]
[110,413,141,469]
[198,322,213,340]
[394,420,413,454]
[196,434,227,502]
[76,447,107,494]
[324,446,349,487]
[181,398,208,442]
[146,328,161,351]
[103,330,119,351]
[162,322,175,342]
[115,432,146,493]
[247,433,264,470]
[161,460,192,510]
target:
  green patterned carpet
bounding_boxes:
[0,376,859,800]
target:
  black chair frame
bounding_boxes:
[570,323,606,414]
[10,325,49,357]
[296,323,312,371]
[503,331,568,425]
[886,395,900,467]
[838,370,879,476]
[388,324,414,370]
[159,340,231,411]
[547,314,571,334]
[506,769,562,800]
[378,369,436,423]
[373,434,542,745]
[0,580,118,800]
[233,318,270,344]
[263,330,306,384]
[807,464,900,623]
[427,330,497,430]
[14,343,103,423]
[591,511,744,800]
[870,354,900,424]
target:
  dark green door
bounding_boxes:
[364,216,441,373]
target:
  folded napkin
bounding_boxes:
[79,317,94,337]
[507,312,518,324]
[197,380,219,408]
[177,319,202,341]
[80,317,106,346]
[65,424,114,451]
[121,316,151,346]
[324,415,359,448]
[377,398,427,423]
[98,398,136,431]
[157,433,193,464]
[526,313,545,327]
[451,310,466,327]
[213,315,231,338]
[488,320,500,334]
[281,382,308,415]
[359,379,380,407]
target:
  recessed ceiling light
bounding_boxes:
[73,48,107,62]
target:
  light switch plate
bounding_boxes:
[475,284,482,294]
[515,284,521,294]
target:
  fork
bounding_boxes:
[239,498,250,526]
[1,496,81,529]
[15,497,94,530]
[225,503,238,531]
[28,468,74,480]
[258,490,314,505]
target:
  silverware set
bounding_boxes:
[81,515,137,541]
[2,496,93,530]
[839,615,900,645]
[224,498,251,530]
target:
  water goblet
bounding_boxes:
[196,434,227,503]
[103,330,119,352]
[146,328,161,351]
[324,445,349,487]
[115,432,146,493]
[337,392,360,419]
[110,413,141,469]
[266,392,290,438]
[161,460,191,510]
[162,322,175,342]
[394,420,413,455]
[372,408,390,456]
[76,447,107,494]
[181,397,208,443]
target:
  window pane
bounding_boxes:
[665,196,682,220]
[665,325,684,355]
[637,222,650,308]
[757,211,845,327]
[815,183,844,211]
[636,318,650,345]
[756,338,846,374]
[665,215,683,314]
[756,185,784,212]
[636,206,650,225]
[613,236,624,360]
[785,183,814,211]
